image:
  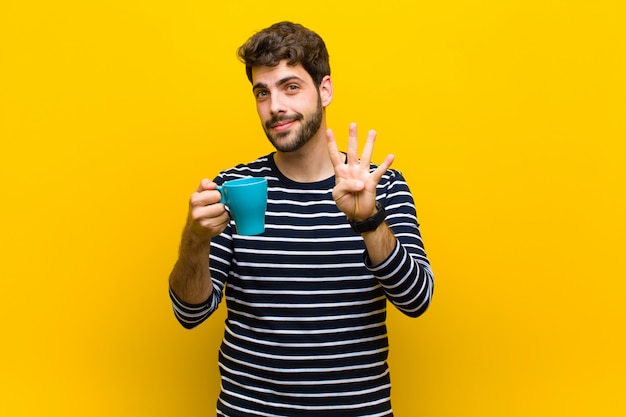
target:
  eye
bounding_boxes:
[286,84,300,93]
[254,90,269,100]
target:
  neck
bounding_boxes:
[273,130,336,183]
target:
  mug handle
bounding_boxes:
[216,185,226,204]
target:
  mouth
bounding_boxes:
[271,120,296,132]
[267,115,302,132]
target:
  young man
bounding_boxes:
[169,21,434,417]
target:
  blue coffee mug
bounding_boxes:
[216,177,268,236]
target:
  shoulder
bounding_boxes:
[215,154,273,183]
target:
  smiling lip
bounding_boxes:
[271,120,296,132]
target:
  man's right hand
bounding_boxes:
[186,178,230,243]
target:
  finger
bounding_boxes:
[325,128,344,167]
[190,189,222,208]
[359,129,376,168]
[380,153,395,171]
[190,205,230,234]
[191,201,227,223]
[371,153,395,181]
[346,122,359,165]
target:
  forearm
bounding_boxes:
[366,238,434,318]
[361,222,397,266]
[361,205,434,317]
[169,226,213,305]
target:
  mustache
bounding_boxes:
[265,113,303,130]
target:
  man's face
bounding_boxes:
[251,61,323,153]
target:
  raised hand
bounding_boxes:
[326,123,395,221]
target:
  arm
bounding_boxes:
[327,124,434,317]
[169,179,230,327]
[365,172,434,317]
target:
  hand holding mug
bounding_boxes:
[187,179,231,242]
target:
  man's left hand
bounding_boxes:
[326,122,395,221]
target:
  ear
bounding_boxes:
[319,75,333,107]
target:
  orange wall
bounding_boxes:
[1,1,624,416]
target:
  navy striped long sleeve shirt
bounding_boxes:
[170,153,434,417]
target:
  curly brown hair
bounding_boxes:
[237,21,331,87]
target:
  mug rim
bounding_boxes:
[223,177,267,187]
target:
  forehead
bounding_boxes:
[251,61,313,86]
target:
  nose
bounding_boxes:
[269,94,286,116]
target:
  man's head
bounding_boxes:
[237,22,333,154]
[237,21,330,87]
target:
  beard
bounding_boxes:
[262,94,323,153]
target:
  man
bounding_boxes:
[169,21,434,417]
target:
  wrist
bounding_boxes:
[348,201,386,234]
[181,225,212,253]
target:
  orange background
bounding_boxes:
[1,1,624,416]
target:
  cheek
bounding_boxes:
[256,102,269,119]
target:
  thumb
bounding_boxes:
[350,179,365,191]
[197,178,216,192]
[335,179,364,194]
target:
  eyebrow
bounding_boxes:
[252,75,305,92]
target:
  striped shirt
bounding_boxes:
[170,153,434,417]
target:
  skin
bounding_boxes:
[169,60,397,304]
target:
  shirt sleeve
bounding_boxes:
[169,286,221,329]
[365,169,435,317]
